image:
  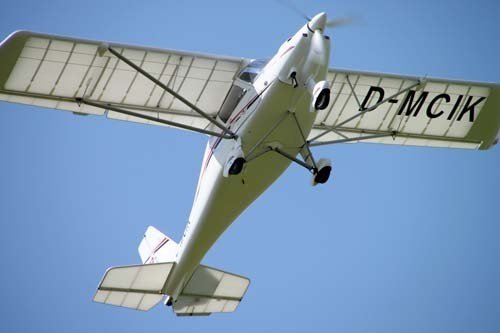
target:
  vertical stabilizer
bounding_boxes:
[138,226,179,264]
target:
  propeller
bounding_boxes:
[275,0,311,21]
[325,16,359,29]
[275,0,359,30]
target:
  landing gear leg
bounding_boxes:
[290,111,332,186]
[271,146,332,186]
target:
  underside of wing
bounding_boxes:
[310,68,500,150]
[0,30,248,133]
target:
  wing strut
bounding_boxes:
[242,110,316,171]
[102,45,236,139]
[309,132,395,147]
[76,98,233,138]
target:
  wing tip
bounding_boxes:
[1,30,31,46]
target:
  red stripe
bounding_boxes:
[200,82,274,177]
[145,237,169,264]
[280,46,295,58]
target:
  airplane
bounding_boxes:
[0,11,498,317]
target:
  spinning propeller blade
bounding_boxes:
[275,0,359,30]
[326,16,359,29]
[275,0,311,21]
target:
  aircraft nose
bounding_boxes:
[308,12,327,32]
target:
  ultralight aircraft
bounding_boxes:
[0,11,498,316]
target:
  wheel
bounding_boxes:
[314,88,330,110]
[228,157,246,175]
[314,165,331,184]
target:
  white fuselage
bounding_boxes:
[165,19,331,299]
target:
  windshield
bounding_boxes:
[238,59,269,83]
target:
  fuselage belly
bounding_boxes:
[165,18,330,299]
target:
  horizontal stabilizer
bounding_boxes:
[93,262,173,311]
[173,265,250,316]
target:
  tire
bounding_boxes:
[314,165,332,184]
[314,89,330,110]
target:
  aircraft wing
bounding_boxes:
[309,68,500,150]
[0,30,248,134]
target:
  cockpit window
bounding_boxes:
[239,71,258,83]
[218,85,246,123]
[238,59,269,83]
[218,59,268,123]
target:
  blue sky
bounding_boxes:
[0,0,499,332]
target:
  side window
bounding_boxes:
[218,85,246,123]
[239,71,257,83]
